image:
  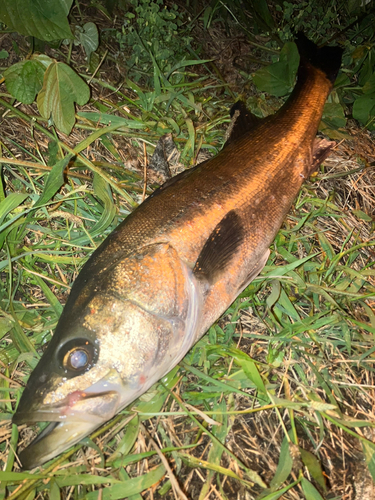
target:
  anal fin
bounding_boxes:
[193,210,244,284]
[238,249,270,293]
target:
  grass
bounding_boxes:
[1,11,375,500]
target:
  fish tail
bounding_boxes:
[295,33,343,84]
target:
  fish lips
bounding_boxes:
[13,372,123,470]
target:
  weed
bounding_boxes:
[116,0,193,84]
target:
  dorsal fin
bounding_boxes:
[225,101,263,146]
[193,210,244,284]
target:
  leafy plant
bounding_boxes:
[202,0,274,33]
[3,54,90,134]
[0,0,74,41]
[252,41,299,96]
[116,0,193,83]
[0,0,98,134]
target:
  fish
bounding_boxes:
[13,34,343,469]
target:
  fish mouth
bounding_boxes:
[13,373,123,470]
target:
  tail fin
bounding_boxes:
[295,33,343,84]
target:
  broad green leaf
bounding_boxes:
[0,0,74,41]
[111,444,197,469]
[253,42,299,97]
[77,22,99,61]
[7,300,37,356]
[181,118,195,160]
[203,6,213,29]
[181,360,250,397]
[59,0,72,15]
[37,61,90,134]
[0,193,29,225]
[30,274,63,316]
[318,232,335,260]
[266,280,281,309]
[301,477,324,500]
[107,415,140,463]
[363,72,375,94]
[178,452,254,487]
[4,60,45,104]
[260,481,299,500]
[0,471,45,481]
[49,481,60,500]
[334,72,350,88]
[85,464,166,500]
[32,53,54,69]
[352,209,373,221]
[320,102,346,130]
[352,94,375,130]
[263,253,319,277]
[269,436,293,489]
[165,59,212,79]
[275,287,299,320]
[77,112,146,129]
[217,347,267,394]
[0,317,14,340]
[34,155,73,208]
[0,422,18,500]
[119,469,143,500]
[56,473,121,487]
[199,400,227,500]
[251,0,274,30]
[361,301,375,329]
[91,173,117,234]
[363,441,375,482]
[71,173,116,244]
[299,448,326,492]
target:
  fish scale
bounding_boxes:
[13,34,343,469]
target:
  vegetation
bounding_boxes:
[0,0,374,499]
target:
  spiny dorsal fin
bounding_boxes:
[193,210,244,283]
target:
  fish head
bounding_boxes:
[12,308,130,468]
[13,243,201,469]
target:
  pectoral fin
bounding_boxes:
[193,210,244,284]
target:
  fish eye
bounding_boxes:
[58,338,98,375]
[64,347,89,371]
